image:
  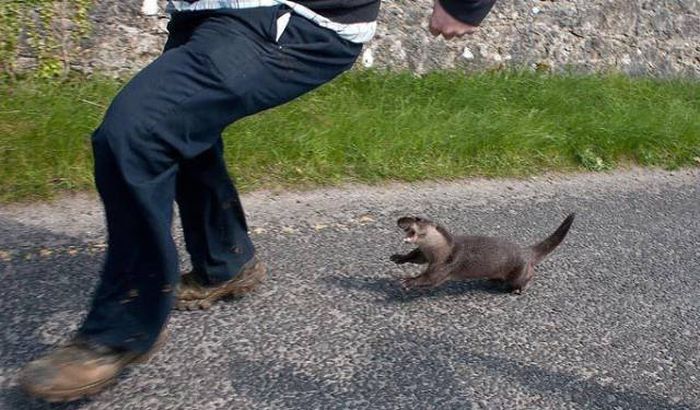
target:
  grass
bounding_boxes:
[1,70,698,202]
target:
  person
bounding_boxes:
[19,0,497,402]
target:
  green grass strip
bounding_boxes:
[1,70,698,202]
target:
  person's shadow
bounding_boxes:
[0,217,108,409]
[224,329,697,410]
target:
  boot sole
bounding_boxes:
[175,260,266,311]
[20,330,168,403]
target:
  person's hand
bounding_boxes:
[429,0,479,39]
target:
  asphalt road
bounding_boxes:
[0,168,698,410]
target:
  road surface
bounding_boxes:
[0,168,698,409]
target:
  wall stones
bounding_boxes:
[69,0,700,77]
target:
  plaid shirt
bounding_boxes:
[167,0,377,43]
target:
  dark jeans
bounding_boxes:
[78,6,361,353]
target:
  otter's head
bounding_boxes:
[396,216,449,249]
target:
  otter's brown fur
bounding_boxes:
[390,214,575,293]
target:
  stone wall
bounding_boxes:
[73,0,700,77]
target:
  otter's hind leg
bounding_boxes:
[400,265,452,290]
[507,262,535,295]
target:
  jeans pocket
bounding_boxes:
[274,10,292,43]
[264,5,291,44]
[276,14,363,66]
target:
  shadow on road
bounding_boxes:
[322,275,506,304]
[462,351,695,410]
[225,331,696,410]
[0,218,103,410]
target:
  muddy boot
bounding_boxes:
[19,330,167,403]
[176,257,266,310]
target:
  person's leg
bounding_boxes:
[19,7,361,402]
[175,7,368,309]
[166,10,257,287]
[174,139,266,311]
[175,139,256,285]
[87,6,361,353]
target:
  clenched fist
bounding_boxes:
[429,0,479,39]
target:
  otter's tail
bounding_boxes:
[530,213,575,265]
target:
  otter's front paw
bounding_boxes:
[399,276,425,290]
[390,254,406,264]
[399,277,413,290]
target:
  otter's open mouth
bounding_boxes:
[403,227,417,243]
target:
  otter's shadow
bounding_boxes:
[323,275,507,304]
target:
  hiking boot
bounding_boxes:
[176,257,266,310]
[19,330,168,403]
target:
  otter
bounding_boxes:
[390,213,575,293]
